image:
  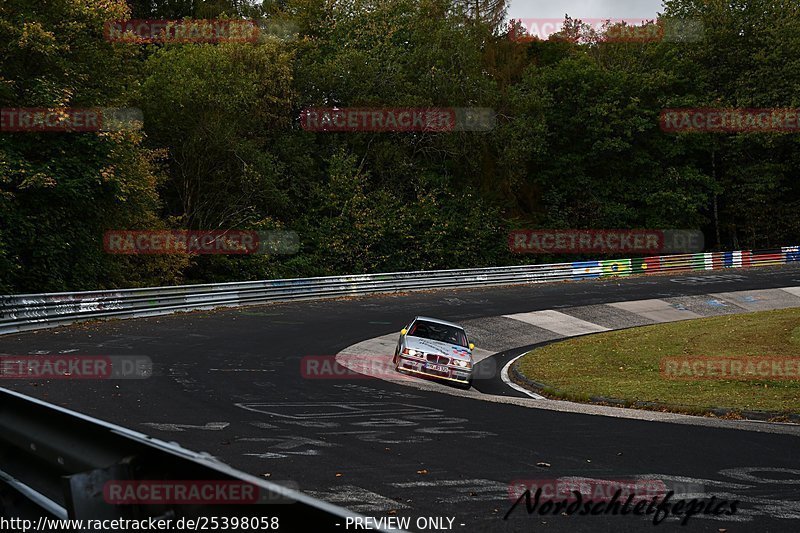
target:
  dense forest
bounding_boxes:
[1,0,799,293]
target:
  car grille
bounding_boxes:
[425,353,450,365]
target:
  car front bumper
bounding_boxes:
[397,355,472,383]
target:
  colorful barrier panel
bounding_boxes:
[572,247,798,281]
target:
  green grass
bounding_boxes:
[515,308,800,416]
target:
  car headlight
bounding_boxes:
[402,348,420,357]
[452,359,471,368]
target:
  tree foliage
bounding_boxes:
[1,0,798,291]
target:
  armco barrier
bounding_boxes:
[0,387,398,530]
[1,247,798,336]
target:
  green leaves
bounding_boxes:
[0,0,181,291]
[2,0,799,292]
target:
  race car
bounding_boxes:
[392,316,475,389]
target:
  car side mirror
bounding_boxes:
[469,343,475,350]
[401,328,407,335]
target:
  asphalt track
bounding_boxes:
[2,265,800,532]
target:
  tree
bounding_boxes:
[0,0,184,291]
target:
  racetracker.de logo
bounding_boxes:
[103,230,299,255]
[301,355,410,380]
[103,480,298,504]
[508,478,668,503]
[104,19,259,43]
[0,356,151,379]
[299,108,495,132]
[661,356,800,380]
[508,229,704,254]
[508,18,703,43]
[660,108,800,133]
[0,108,143,132]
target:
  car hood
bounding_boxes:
[405,336,472,360]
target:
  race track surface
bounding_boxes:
[2,265,800,532]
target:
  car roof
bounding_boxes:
[412,316,464,330]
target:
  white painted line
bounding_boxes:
[501,353,545,399]
[389,478,508,504]
[390,478,504,488]
[209,368,275,372]
[305,485,411,513]
[502,310,609,337]
[244,450,321,459]
[141,422,229,431]
[236,402,440,419]
[633,473,753,490]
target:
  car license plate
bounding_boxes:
[426,364,448,373]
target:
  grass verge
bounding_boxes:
[514,308,800,417]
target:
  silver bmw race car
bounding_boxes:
[392,316,475,389]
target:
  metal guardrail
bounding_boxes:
[1,247,798,336]
[0,387,399,531]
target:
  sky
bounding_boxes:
[506,0,667,21]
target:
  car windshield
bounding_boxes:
[408,320,468,347]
